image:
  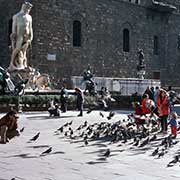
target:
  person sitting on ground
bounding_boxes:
[0,110,20,144]
[48,104,61,117]
[168,112,178,138]
[48,100,61,117]
[48,104,60,116]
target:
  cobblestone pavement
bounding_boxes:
[0,110,179,180]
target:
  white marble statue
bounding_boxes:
[8,2,33,71]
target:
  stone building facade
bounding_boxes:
[0,0,180,87]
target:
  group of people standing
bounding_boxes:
[48,86,84,117]
[133,86,178,138]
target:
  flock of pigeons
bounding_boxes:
[10,110,180,180]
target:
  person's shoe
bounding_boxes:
[77,114,83,117]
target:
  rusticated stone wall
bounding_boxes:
[0,0,180,87]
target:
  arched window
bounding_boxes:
[153,35,159,55]
[123,28,130,52]
[8,19,12,46]
[73,20,81,47]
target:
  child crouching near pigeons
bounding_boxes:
[168,112,178,139]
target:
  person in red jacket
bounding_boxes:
[132,102,145,127]
[141,94,154,115]
[156,89,170,133]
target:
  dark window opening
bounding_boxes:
[73,20,81,47]
[153,36,159,55]
[8,19,12,46]
[135,0,139,4]
[178,34,180,49]
[123,28,130,52]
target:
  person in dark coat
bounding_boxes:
[60,86,68,112]
[75,87,84,117]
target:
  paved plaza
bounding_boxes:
[0,110,180,180]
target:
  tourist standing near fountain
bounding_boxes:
[8,1,33,71]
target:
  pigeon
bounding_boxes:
[84,139,88,146]
[29,132,40,141]
[152,147,159,156]
[139,137,149,147]
[64,132,68,136]
[133,139,140,146]
[41,147,52,154]
[63,122,69,127]
[68,120,73,125]
[149,134,157,142]
[70,129,74,136]
[20,127,25,133]
[82,121,88,128]
[102,149,111,157]
[83,134,88,140]
[57,126,63,133]
[76,125,82,131]
[158,149,165,158]
[107,111,115,120]
[99,112,104,118]
[167,155,179,167]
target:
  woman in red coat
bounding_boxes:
[156,89,170,133]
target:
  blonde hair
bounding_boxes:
[172,112,178,119]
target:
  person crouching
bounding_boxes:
[0,110,20,144]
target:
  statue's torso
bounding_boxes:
[14,12,32,36]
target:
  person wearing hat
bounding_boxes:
[0,110,20,144]
[8,1,33,71]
